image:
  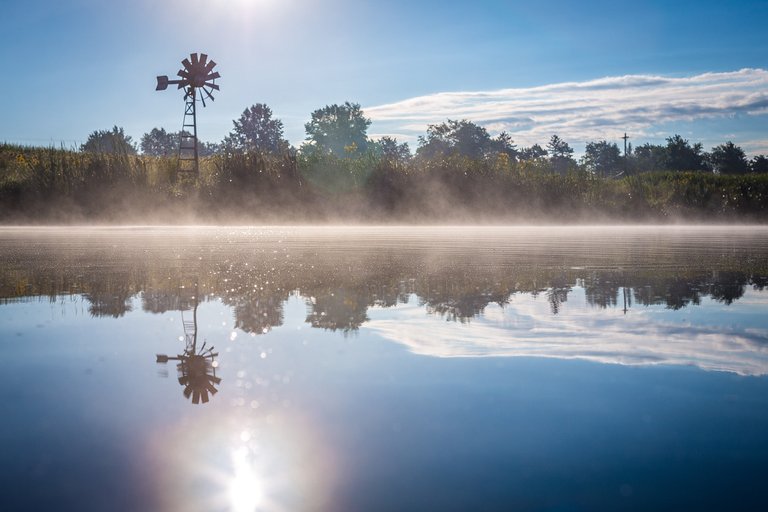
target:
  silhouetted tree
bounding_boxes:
[632,143,666,173]
[489,131,519,160]
[197,141,220,157]
[664,135,707,171]
[375,136,411,164]
[416,119,515,160]
[583,140,622,178]
[224,104,288,154]
[519,144,547,161]
[547,135,575,174]
[710,141,749,175]
[81,126,137,154]
[304,102,371,157]
[140,128,178,156]
[750,155,768,173]
[141,128,218,157]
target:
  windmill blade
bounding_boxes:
[200,94,206,107]
[204,59,217,74]
[199,53,208,68]
[182,58,192,71]
[177,69,191,79]
[190,53,199,66]
[204,82,220,91]
[206,71,220,81]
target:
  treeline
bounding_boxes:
[2,102,768,223]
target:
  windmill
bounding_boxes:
[156,52,221,178]
[156,285,222,404]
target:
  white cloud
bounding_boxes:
[364,68,768,149]
[739,139,768,156]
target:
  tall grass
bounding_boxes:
[2,143,767,223]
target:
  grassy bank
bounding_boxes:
[2,143,767,223]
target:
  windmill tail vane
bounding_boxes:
[155,52,220,179]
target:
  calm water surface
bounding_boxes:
[1,226,768,511]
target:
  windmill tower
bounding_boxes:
[155,53,220,179]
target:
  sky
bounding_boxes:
[1,0,767,155]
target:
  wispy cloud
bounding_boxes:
[365,68,768,150]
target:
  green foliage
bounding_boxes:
[81,126,137,155]
[140,128,178,156]
[416,120,516,160]
[141,128,219,157]
[518,144,547,161]
[372,136,411,165]
[632,143,666,173]
[298,148,377,195]
[663,135,708,171]
[710,141,749,175]
[3,140,768,223]
[223,104,288,154]
[546,135,576,175]
[583,140,623,178]
[304,102,371,158]
[751,155,768,174]
[5,99,768,225]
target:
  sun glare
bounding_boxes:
[228,447,263,512]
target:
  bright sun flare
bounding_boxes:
[228,447,263,512]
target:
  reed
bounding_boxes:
[2,143,767,223]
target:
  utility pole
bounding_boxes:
[622,132,630,175]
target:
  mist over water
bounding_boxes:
[1,225,768,511]
[2,225,768,372]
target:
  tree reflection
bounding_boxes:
[584,273,620,309]
[156,286,221,404]
[85,290,133,317]
[708,271,747,305]
[547,273,572,315]
[1,233,766,332]
[230,295,285,334]
[306,287,370,333]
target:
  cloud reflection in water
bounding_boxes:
[366,287,768,376]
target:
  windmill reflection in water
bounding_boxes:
[156,285,221,404]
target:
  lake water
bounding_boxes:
[1,226,767,511]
